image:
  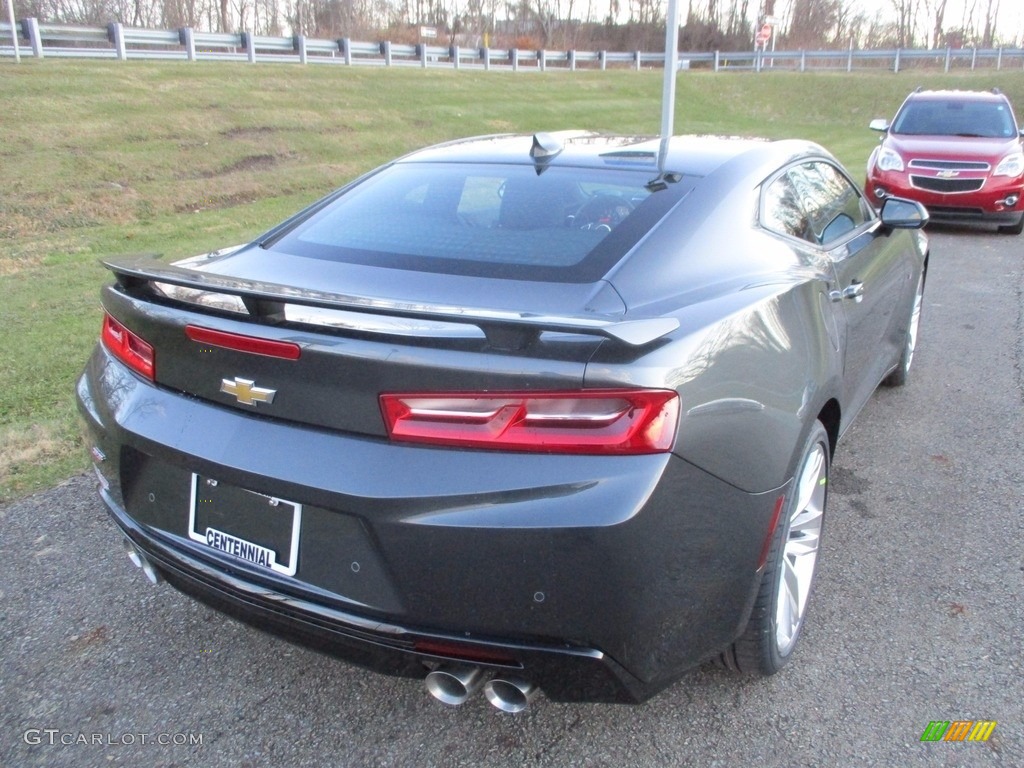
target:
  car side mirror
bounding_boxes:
[869,118,890,132]
[880,197,929,229]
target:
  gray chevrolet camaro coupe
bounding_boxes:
[77,132,928,710]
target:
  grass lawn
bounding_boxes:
[2,59,1022,501]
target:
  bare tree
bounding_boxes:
[726,0,750,38]
[922,0,947,48]
[961,0,977,42]
[981,0,998,47]
[622,0,661,26]
[889,0,918,47]
[789,0,841,48]
[534,0,555,46]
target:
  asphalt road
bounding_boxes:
[2,228,1021,768]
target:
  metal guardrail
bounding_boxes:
[3,19,1024,73]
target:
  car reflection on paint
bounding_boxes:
[77,131,928,709]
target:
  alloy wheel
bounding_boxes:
[774,441,827,655]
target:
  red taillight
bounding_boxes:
[102,313,155,381]
[380,389,679,454]
[185,325,301,360]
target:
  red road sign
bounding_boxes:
[756,24,772,45]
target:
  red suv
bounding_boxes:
[866,89,1024,234]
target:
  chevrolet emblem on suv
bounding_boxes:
[220,377,276,406]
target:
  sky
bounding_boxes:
[669,2,1024,44]
[789,1,1024,40]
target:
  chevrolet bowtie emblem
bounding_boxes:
[220,377,277,406]
[936,170,960,178]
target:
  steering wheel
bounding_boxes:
[574,195,635,232]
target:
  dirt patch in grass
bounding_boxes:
[223,153,282,174]
[201,153,294,178]
[0,256,43,276]
[221,126,278,139]
[0,207,47,243]
[0,425,66,488]
[174,189,268,213]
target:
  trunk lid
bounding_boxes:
[102,249,674,439]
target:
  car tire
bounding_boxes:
[998,215,1024,235]
[884,270,925,387]
[720,421,829,676]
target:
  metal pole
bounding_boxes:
[658,0,681,175]
[5,0,20,63]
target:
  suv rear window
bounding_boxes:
[270,163,690,283]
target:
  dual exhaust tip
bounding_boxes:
[122,538,162,585]
[425,665,536,713]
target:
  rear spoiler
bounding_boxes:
[103,254,679,347]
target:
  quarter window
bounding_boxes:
[763,162,872,247]
[762,173,810,241]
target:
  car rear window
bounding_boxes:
[892,99,1017,138]
[269,163,690,283]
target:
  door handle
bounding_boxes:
[829,280,864,303]
[842,280,865,302]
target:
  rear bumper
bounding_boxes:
[107,490,642,702]
[77,345,782,703]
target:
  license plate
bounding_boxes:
[187,474,301,577]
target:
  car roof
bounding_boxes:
[394,132,829,179]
